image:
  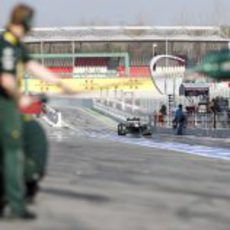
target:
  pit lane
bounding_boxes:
[1,107,230,230]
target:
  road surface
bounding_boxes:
[1,107,230,230]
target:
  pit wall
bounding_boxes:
[21,77,156,94]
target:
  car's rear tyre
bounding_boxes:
[118,123,126,136]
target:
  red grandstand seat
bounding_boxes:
[48,67,73,77]
[118,66,126,77]
[118,65,150,77]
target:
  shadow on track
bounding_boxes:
[42,187,111,203]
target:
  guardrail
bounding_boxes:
[93,96,230,137]
[93,98,150,123]
[151,112,230,129]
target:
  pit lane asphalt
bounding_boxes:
[1,107,230,230]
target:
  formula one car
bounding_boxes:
[117,117,152,136]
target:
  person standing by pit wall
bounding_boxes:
[173,104,186,135]
[0,4,74,219]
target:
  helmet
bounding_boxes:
[9,4,34,32]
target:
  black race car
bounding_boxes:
[117,117,152,136]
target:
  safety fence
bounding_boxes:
[93,93,230,138]
[152,112,230,129]
[93,98,149,123]
[94,97,230,128]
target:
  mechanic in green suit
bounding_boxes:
[0,4,74,219]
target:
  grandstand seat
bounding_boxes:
[73,57,112,77]
[48,67,73,78]
[118,66,150,77]
[118,66,126,76]
[75,57,109,67]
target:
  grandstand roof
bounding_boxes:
[23,26,230,43]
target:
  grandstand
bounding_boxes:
[20,26,229,78]
[24,26,229,43]
[11,25,227,94]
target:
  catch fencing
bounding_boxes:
[93,91,230,137]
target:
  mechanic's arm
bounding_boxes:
[26,61,75,94]
[1,73,21,100]
[1,73,32,108]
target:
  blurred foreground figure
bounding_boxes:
[192,49,230,81]
[0,4,74,220]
